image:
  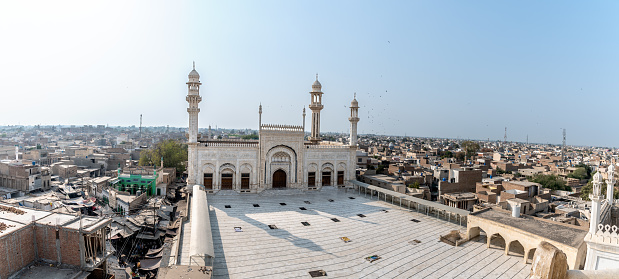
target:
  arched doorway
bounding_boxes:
[273,170,287,188]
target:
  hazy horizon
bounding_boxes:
[1,1,617,147]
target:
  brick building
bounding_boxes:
[0,204,111,278]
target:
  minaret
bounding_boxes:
[302,107,306,135]
[309,74,324,144]
[589,171,603,234]
[607,164,615,204]
[259,104,262,128]
[349,93,359,146]
[186,62,202,185]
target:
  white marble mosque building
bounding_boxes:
[185,65,359,192]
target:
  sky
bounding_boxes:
[0,1,618,147]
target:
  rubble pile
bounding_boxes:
[0,222,16,233]
[0,204,25,215]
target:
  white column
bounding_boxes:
[607,165,615,204]
[589,196,601,234]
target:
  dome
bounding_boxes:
[189,61,200,78]
[311,74,322,92]
[189,69,200,77]
[351,93,358,107]
[593,171,603,183]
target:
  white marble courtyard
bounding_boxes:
[206,188,531,279]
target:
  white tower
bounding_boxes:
[607,164,615,204]
[186,62,202,185]
[349,93,359,146]
[308,75,323,144]
[589,171,603,234]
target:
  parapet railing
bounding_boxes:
[260,124,303,132]
[349,180,469,226]
[585,224,619,246]
[306,144,351,149]
[201,142,258,147]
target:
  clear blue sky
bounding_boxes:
[1,1,618,147]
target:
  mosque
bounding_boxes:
[185,64,360,192]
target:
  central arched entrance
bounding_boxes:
[272,170,287,188]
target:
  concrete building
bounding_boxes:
[0,161,51,193]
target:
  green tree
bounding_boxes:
[461,140,480,160]
[376,165,385,174]
[241,134,259,140]
[530,174,571,191]
[580,173,619,201]
[408,182,420,189]
[567,167,588,180]
[139,139,188,175]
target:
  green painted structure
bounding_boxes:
[113,171,158,196]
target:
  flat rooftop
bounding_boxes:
[472,208,588,248]
[203,188,531,278]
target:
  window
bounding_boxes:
[308,172,316,186]
[358,158,362,163]
[204,173,213,189]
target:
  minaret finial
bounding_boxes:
[316,73,318,81]
[193,61,195,70]
[354,92,356,99]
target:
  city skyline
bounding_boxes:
[1,1,617,147]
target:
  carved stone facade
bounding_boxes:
[185,66,358,192]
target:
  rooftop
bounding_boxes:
[195,188,531,278]
[471,208,587,248]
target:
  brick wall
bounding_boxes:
[36,225,58,263]
[60,229,81,266]
[0,225,36,279]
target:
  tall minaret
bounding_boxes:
[589,171,603,234]
[349,93,359,146]
[186,62,202,185]
[309,74,323,144]
[607,164,615,204]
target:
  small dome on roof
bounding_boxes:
[351,93,358,106]
[593,171,603,183]
[311,74,322,92]
[189,61,199,77]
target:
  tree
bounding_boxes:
[241,134,259,140]
[461,140,480,160]
[376,165,385,174]
[530,174,571,191]
[139,139,188,175]
[567,167,588,180]
[408,182,420,189]
[580,173,619,201]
